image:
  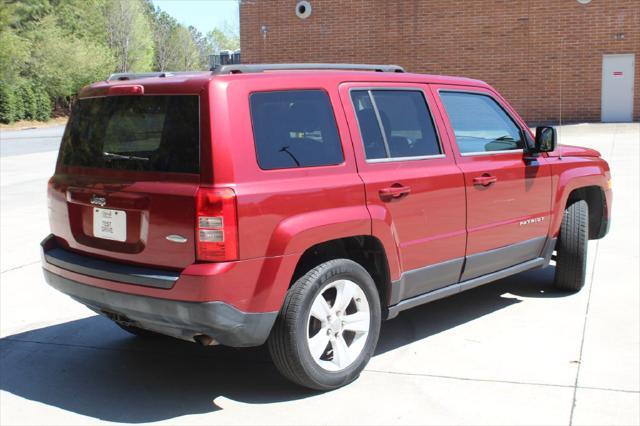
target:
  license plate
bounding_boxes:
[93,208,127,242]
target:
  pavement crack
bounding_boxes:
[569,238,601,425]
[1,260,41,274]
[2,337,134,353]
[365,368,639,394]
[366,368,573,389]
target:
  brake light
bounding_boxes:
[196,187,238,261]
[108,85,144,96]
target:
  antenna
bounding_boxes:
[557,37,565,148]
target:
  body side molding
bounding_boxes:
[461,236,547,281]
[386,256,549,320]
[388,257,464,306]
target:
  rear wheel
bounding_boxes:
[268,259,381,390]
[554,200,589,291]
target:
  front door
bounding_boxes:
[339,83,466,304]
[433,85,553,281]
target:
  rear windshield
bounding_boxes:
[59,95,199,173]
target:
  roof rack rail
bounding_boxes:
[107,71,196,81]
[212,63,405,74]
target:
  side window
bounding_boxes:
[351,90,441,160]
[249,90,344,170]
[351,91,387,159]
[439,92,524,154]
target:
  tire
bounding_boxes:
[554,199,589,291]
[268,259,382,390]
[115,322,163,338]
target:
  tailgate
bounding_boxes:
[48,94,200,270]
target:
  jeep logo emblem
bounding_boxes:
[90,195,106,207]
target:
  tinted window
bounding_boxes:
[351,91,387,159]
[250,90,344,169]
[351,90,441,160]
[440,92,524,154]
[59,95,199,173]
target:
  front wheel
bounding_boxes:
[554,199,589,291]
[268,259,381,390]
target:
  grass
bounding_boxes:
[0,116,68,131]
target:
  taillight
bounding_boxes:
[196,187,238,262]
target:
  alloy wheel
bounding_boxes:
[306,279,371,371]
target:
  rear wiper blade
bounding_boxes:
[103,151,149,161]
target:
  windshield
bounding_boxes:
[59,95,199,173]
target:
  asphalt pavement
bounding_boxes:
[0,126,65,157]
[0,123,638,425]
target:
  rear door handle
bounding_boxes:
[379,185,411,201]
[472,174,498,186]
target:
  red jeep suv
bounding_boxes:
[42,64,612,390]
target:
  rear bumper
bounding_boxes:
[41,235,298,312]
[43,268,277,347]
[40,235,282,347]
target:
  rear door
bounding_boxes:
[432,85,552,280]
[48,93,202,269]
[339,83,466,304]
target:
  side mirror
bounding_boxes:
[534,126,557,153]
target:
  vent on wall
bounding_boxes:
[296,1,312,19]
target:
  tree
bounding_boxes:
[189,26,210,70]
[50,0,110,43]
[170,25,201,71]
[103,0,153,72]
[27,15,115,102]
[206,24,240,55]
[0,0,242,123]
[0,28,30,82]
[152,11,179,71]
[2,0,52,30]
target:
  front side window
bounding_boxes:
[439,91,524,154]
[351,90,441,160]
[249,90,344,170]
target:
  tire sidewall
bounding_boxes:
[293,260,381,389]
[555,199,589,291]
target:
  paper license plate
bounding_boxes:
[93,208,127,242]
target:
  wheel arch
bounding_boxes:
[565,185,609,239]
[290,236,392,310]
[551,163,611,240]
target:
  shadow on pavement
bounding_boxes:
[0,266,568,423]
[375,266,563,355]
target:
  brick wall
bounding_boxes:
[240,0,639,124]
